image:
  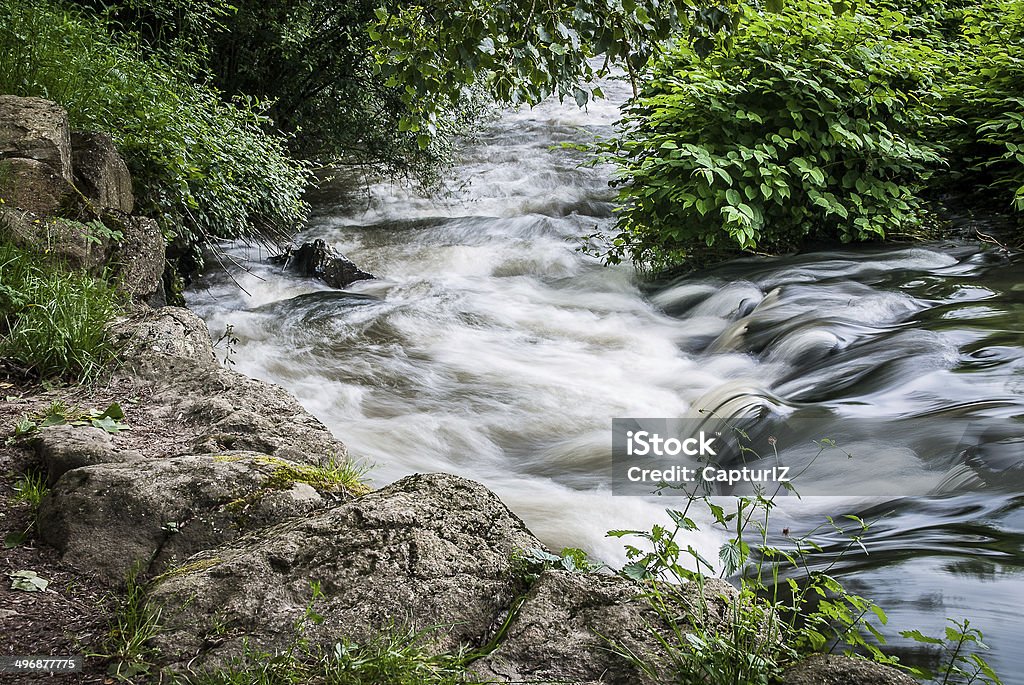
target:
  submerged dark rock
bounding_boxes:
[271,239,375,289]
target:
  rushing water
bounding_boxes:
[188,77,1024,680]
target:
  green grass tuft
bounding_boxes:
[258,455,372,497]
[182,627,479,685]
[0,237,123,380]
[96,565,164,680]
[10,468,49,510]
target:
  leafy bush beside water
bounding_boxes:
[597,0,947,269]
[597,0,1024,270]
[941,0,1024,214]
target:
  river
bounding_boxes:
[188,76,1024,680]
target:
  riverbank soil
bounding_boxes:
[0,374,207,685]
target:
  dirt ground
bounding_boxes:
[0,374,204,685]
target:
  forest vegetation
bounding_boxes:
[2,0,1020,273]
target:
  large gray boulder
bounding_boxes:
[473,570,739,684]
[0,95,72,179]
[71,131,134,214]
[106,306,349,466]
[0,157,80,216]
[37,451,334,585]
[150,473,541,667]
[0,206,107,271]
[33,424,142,485]
[783,654,918,685]
[108,306,218,379]
[107,214,165,301]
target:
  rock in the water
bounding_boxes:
[70,131,134,214]
[150,473,540,667]
[783,654,918,685]
[273,239,375,289]
[0,157,81,216]
[473,570,739,684]
[0,95,73,180]
[33,424,140,485]
[37,452,333,585]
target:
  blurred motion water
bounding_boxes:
[188,77,1024,680]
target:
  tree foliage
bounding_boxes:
[370,0,739,143]
[942,0,1024,213]
[596,0,946,268]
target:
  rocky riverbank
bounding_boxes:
[1,95,914,684]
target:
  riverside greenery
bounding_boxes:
[595,0,1024,270]
[0,0,310,267]
[0,236,123,379]
[4,0,1018,274]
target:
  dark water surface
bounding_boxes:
[189,80,1024,680]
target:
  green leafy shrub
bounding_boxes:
[597,0,946,269]
[942,0,1024,214]
[0,237,123,379]
[0,0,311,261]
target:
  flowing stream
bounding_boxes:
[188,78,1024,680]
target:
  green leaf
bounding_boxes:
[900,629,944,645]
[4,531,26,549]
[98,402,124,420]
[91,416,129,434]
[621,561,648,581]
[9,570,48,592]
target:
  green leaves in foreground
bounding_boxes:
[902,620,1003,685]
[596,0,946,268]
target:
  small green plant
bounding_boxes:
[513,546,604,584]
[5,468,50,547]
[605,429,1001,685]
[902,619,1003,685]
[11,401,130,439]
[261,455,372,497]
[10,468,48,509]
[213,324,239,367]
[80,219,124,247]
[95,564,164,681]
